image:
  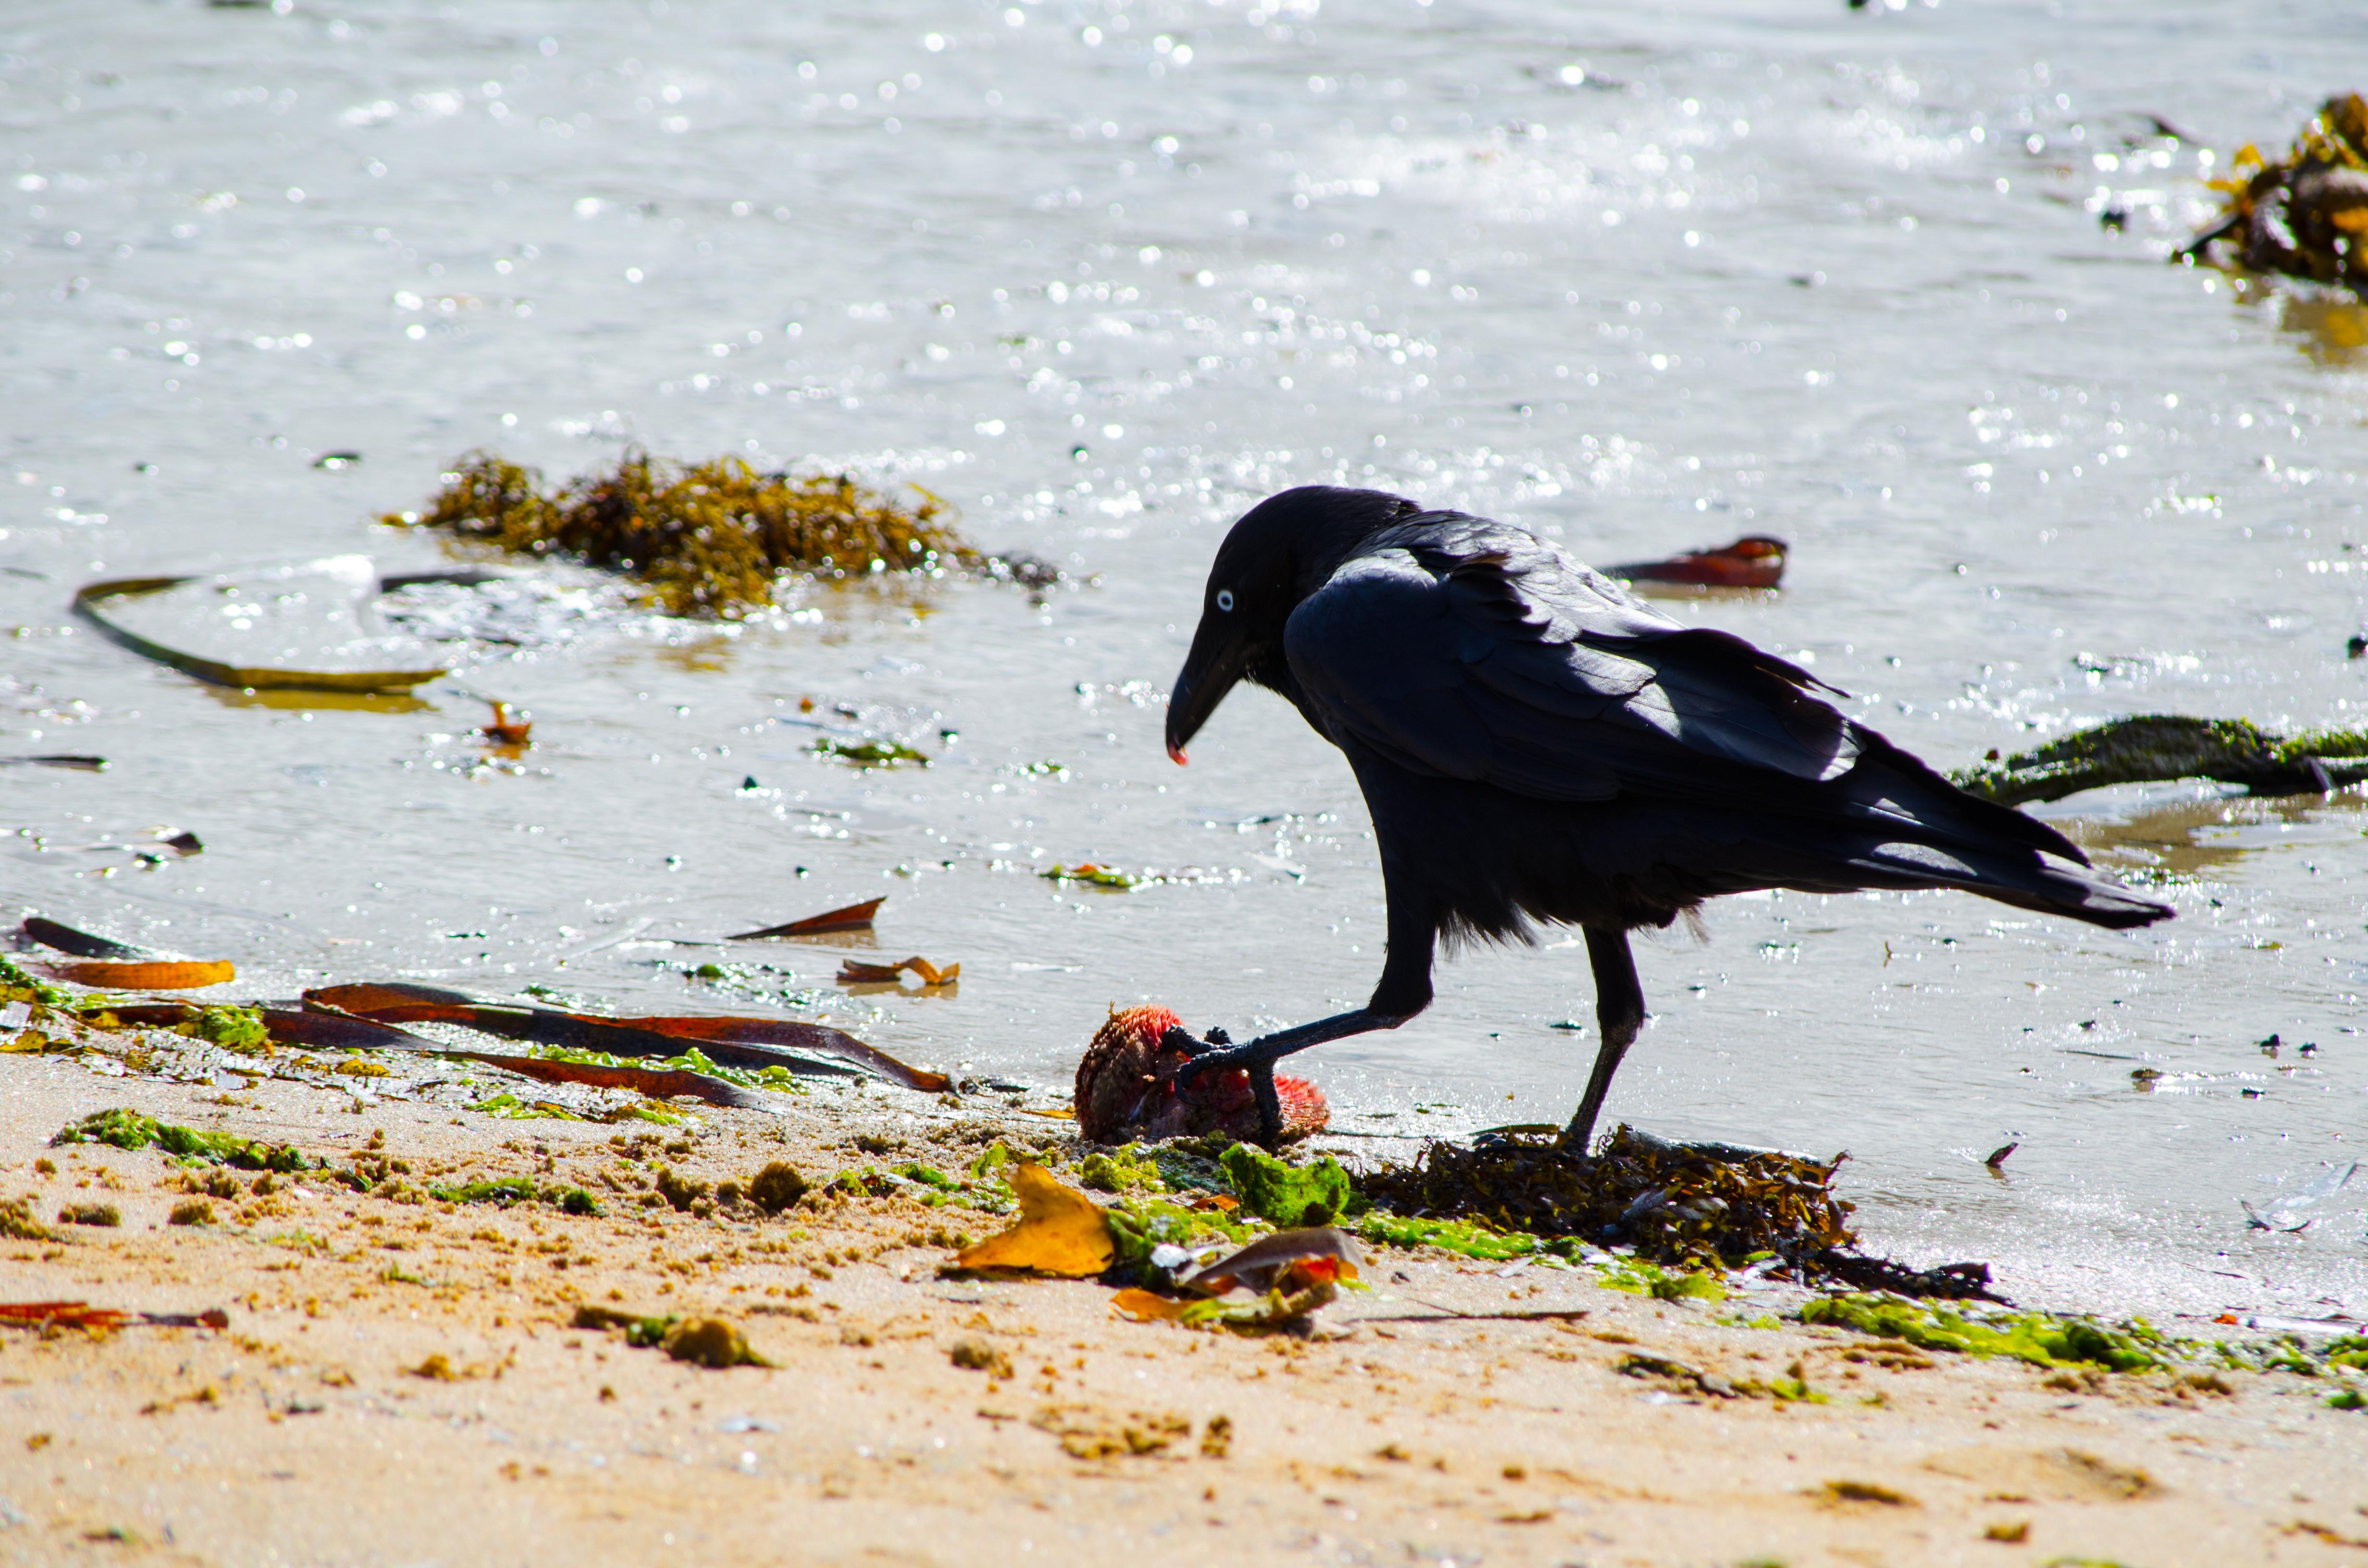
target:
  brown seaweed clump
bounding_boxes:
[384,450,983,619]
[1359,1127,2002,1298]
[2183,93,2368,290]
[1357,1126,1856,1273]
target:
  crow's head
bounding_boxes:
[1165,485,1419,762]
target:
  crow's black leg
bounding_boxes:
[1561,925,1645,1153]
[1181,876,1438,1143]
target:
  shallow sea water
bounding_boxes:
[4,0,2365,1316]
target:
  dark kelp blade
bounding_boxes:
[303,981,476,1012]
[615,1015,951,1092]
[274,1003,764,1106]
[302,983,949,1091]
[100,1003,428,1053]
[437,1053,767,1109]
[73,575,447,694]
[21,917,161,960]
[727,897,886,939]
[173,1002,769,1109]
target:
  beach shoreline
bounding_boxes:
[4,1007,2366,1568]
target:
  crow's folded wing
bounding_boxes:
[1283,529,1860,804]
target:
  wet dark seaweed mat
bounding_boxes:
[1356,1126,1994,1297]
[385,449,981,619]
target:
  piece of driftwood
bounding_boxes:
[1950,715,2368,807]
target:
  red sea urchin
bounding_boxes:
[1074,1005,1328,1145]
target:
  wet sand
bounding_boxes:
[4,1029,2366,1568]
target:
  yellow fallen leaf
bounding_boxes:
[1110,1288,1187,1323]
[954,1162,1113,1276]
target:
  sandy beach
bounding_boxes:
[4,1008,2367,1568]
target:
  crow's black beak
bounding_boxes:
[1164,620,1248,765]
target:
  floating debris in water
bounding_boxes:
[479,700,531,746]
[727,897,885,939]
[2183,94,2368,291]
[73,562,450,695]
[1604,535,1787,592]
[384,449,982,619]
[0,755,107,772]
[1041,862,1140,888]
[811,737,929,768]
[836,955,960,987]
[1951,714,2368,806]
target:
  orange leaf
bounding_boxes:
[1110,1288,1187,1323]
[837,955,960,986]
[953,1163,1114,1277]
[35,959,234,990]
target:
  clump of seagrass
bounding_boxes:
[1357,1125,1856,1273]
[2182,93,2368,291]
[385,450,983,619]
[1950,715,2368,807]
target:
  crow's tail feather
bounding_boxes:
[1813,731,2173,930]
[1834,841,2173,930]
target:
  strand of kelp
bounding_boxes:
[301,982,950,1092]
[99,1003,769,1111]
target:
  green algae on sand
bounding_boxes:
[385,449,978,619]
[428,1175,601,1215]
[1803,1292,2180,1372]
[52,1107,312,1172]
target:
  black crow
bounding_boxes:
[1162,486,2174,1146]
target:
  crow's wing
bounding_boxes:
[1283,516,1859,805]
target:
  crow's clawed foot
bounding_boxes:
[1170,1031,1269,1087]
[1156,1025,1231,1059]
[1172,1033,1286,1146]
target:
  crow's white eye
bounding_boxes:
[1215,588,1235,612]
